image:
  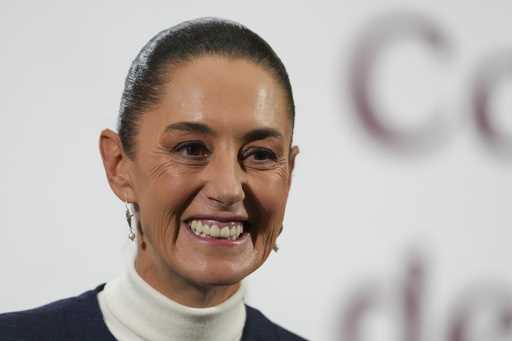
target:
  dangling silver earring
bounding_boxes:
[125,199,136,241]
[273,225,283,252]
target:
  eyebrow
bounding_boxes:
[163,121,283,142]
[242,127,283,142]
[164,122,215,135]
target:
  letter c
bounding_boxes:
[349,12,452,152]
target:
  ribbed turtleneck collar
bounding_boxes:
[97,261,246,341]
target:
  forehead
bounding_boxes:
[144,55,291,138]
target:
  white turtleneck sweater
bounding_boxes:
[97,262,247,341]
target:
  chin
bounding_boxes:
[186,262,256,287]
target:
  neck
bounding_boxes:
[135,251,240,308]
[98,257,247,341]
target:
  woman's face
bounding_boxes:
[128,56,297,288]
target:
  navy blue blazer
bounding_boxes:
[0,284,306,341]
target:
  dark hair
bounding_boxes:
[118,17,295,158]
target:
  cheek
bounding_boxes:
[249,172,290,225]
[249,175,289,265]
[137,163,202,245]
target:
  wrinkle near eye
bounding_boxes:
[150,159,173,180]
[273,159,290,180]
[151,145,208,171]
[246,157,289,179]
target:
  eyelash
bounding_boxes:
[174,141,210,160]
[173,141,278,163]
[242,147,278,162]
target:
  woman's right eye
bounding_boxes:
[174,141,210,160]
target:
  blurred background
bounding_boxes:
[1,1,511,340]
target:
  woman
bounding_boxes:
[0,18,304,341]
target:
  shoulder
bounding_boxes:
[0,284,115,341]
[242,304,308,341]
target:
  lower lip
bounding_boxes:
[183,222,250,246]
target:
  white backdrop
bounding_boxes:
[2,1,511,340]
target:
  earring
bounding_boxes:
[273,225,283,252]
[124,199,136,241]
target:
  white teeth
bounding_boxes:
[220,226,230,238]
[210,225,220,238]
[203,224,211,235]
[191,221,199,234]
[229,225,242,239]
[189,220,244,240]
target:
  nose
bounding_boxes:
[203,152,245,208]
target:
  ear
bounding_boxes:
[99,129,136,203]
[287,145,299,188]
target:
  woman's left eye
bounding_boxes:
[243,148,278,162]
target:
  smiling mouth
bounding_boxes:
[186,219,247,241]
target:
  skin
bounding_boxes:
[100,55,299,308]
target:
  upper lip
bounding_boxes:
[184,213,248,223]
